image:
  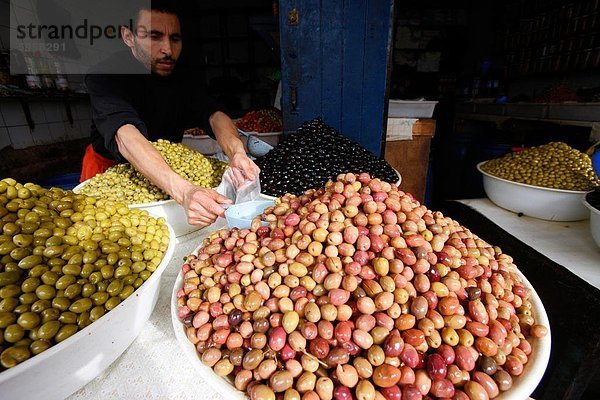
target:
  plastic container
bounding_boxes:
[583,195,600,249]
[388,100,438,118]
[170,251,551,400]
[224,200,275,229]
[478,161,590,221]
[0,222,176,400]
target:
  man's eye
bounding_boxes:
[171,36,181,43]
[151,34,162,40]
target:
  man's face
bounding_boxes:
[128,10,182,76]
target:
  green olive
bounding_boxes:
[30,339,51,355]
[91,291,109,306]
[55,275,76,290]
[21,277,41,293]
[58,311,78,324]
[18,255,42,270]
[0,312,17,328]
[77,312,91,329]
[69,298,93,314]
[40,308,60,324]
[64,284,82,299]
[17,311,41,329]
[0,346,30,368]
[29,265,49,278]
[107,280,123,296]
[0,298,19,312]
[35,284,56,300]
[55,324,78,342]
[37,320,61,340]
[0,271,20,287]
[105,296,121,311]
[30,299,51,313]
[4,323,25,343]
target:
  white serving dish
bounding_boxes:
[73,181,201,237]
[583,197,600,248]
[388,99,438,118]
[258,169,403,200]
[0,222,176,400]
[170,242,551,400]
[477,161,589,221]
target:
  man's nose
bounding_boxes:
[161,38,172,56]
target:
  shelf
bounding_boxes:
[456,102,600,128]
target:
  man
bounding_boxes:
[81,2,259,227]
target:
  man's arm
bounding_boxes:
[209,111,260,180]
[115,124,231,226]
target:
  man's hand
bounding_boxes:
[181,184,232,226]
[230,151,260,181]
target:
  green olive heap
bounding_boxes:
[80,139,228,204]
[176,173,548,400]
[0,178,170,370]
[481,142,600,191]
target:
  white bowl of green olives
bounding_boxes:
[0,223,176,400]
[478,162,590,221]
[74,180,202,238]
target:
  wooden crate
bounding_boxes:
[384,119,435,201]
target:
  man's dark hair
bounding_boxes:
[132,0,182,28]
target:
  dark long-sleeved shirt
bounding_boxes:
[86,52,221,162]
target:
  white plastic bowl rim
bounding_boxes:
[0,220,176,383]
[582,197,600,215]
[477,161,589,194]
[171,240,552,400]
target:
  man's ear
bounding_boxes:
[121,26,135,49]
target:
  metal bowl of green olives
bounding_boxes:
[478,162,590,221]
[0,215,176,400]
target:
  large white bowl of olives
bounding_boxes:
[0,180,176,400]
[477,162,590,221]
[477,142,599,221]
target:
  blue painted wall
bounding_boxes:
[279,0,394,157]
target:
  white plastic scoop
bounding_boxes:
[237,128,274,158]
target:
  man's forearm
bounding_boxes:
[115,124,191,203]
[209,111,246,158]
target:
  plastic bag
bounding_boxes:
[215,167,261,204]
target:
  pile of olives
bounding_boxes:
[481,142,600,191]
[177,173,548,400]
[0,178,170,370]
[80,139,228,204]
[257,118,399,197]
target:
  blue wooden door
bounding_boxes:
[279,0,394,157]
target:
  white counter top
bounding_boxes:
[457,198,600,291]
